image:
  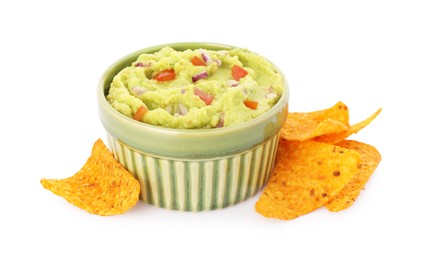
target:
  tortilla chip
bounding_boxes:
[281,101,350,141]
[325,140,381,212]
[41,139,140,216]
[255,139,361,220]
[314,108,382,144]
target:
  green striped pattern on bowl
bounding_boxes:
[106,133,280,211]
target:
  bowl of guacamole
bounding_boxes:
[97,42,289,211]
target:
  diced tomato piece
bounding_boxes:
[194,87,214,105]
[244,100,258,110]
[153,69,175,81]
[232,65,248,80]
[133,105,148,121]
[191,56,206,66]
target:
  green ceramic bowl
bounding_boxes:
[97,42,289,211]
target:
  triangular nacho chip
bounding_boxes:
[255,139,361,220]
[41,139,140,216]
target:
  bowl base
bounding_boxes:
[106,133,281,211]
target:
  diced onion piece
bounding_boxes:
[265,92,278,99]
[135,62,151,67]
[178,103,188,115]
[192,71,208,82]
[227,80,239,87]
[133,105,148,121]
[194,87,214,105]
[214,59,222,66]
[201,51,213,64]
[132,86,148,96]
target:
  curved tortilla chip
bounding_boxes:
[281,101,350,141]
[325,140,381,212]
[41,139,140,216]
[255,139,361,220]
[314,108,382,144]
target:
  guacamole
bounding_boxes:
[107,47,284,129]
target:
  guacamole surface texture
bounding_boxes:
[107,47,284,129]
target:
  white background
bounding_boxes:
[1,0,429,259]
